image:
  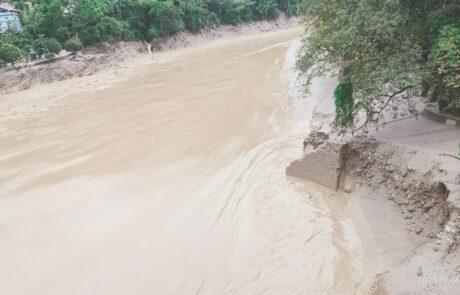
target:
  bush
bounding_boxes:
[0,59,5,68]
[64,37,83,53]
[0,44,22,64]
[254,0,279,20]
[43,38,62,55]
[182,0,219,32]
[146,0,185,36]
[333,76,355,132]
[31,35,46,58]
[429,25,460,114]
[277,0,300,16]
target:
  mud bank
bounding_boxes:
[289,126,460,294]
[0,15,299,95]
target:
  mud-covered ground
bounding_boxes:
[297,80,460,294]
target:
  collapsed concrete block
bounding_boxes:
[286,142,345,190]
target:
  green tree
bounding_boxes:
[143,0,184,38]
[429,25,460,114]
[333,76,354,133]
[254,0,278,20]
[276,0,299,16]
[1,0,300,60]
[73,0,107,44]
[298,0,460,132]
[64,36,83,53]
[0,44,23,65]
[43,38,63,57]
[181,0,219,32]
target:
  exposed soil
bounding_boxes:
[300,130,460,294]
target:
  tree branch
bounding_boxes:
[352,85,412,133]
[440,153,460,160]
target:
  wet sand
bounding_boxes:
[0,28,393,294]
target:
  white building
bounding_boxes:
[0,3,22,33]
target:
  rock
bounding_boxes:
[303,131,329,150]
[423,201,433,212]
[416,227,423,235]
[445,224,456,233]
[417,266,423,276]
[344,183,354,193]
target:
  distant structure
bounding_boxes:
[0,2,22,33]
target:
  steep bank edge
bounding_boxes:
[289,131,460,294]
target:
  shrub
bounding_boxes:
[0,44,22,64]
[182,0,219,32]
[277,0,300,16]
[146,0,185,36]
[0,59,5,68]
[64,37,83,53]
[429,25,460,114]
[43,38,62,55]
[333,76,355,132]
[254,0,279,20]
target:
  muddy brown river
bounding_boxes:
[0,28,371,294]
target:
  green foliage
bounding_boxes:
[276,0,299,16]
[145,0,184,36]
[2,0,299,64]
[0,44,23,64]
[44,38,63,56]
[28,35,62,59]
[429,25,460,114]
[298,0,460,132]
[64,37,83,53]
[0,31,34,56]
[254,0,278,20]
[31,35,47,58]
[0,59,6,68]
[30,35,49,58]
[333,76,354,132]
[181,0,219,32]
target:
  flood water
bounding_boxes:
[0,28,367,294]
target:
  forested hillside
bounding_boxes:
[298,0,459,132]
[0,0,300,65]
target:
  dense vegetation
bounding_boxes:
[298,0,460,132]
[0,0,300,65]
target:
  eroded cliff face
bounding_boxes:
[290,132,460,294]
[339,141,458,241]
